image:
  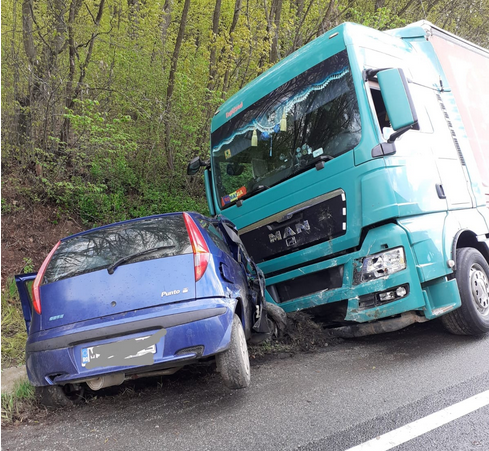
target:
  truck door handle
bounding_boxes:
[436,184,446,199]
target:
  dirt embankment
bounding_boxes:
[1,184,84,285]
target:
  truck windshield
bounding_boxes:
[211,50,360,209]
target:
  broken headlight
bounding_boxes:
[354,247,406,284]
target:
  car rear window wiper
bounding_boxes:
[107,245,175,274]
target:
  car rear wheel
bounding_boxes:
[216,314,251,389]
[442,247,489,336]
[35,383,84,408]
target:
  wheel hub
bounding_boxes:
[239,328,251,377]
[470,264,489,316]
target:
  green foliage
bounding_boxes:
[1,281,27,367]
[1,0,488,224]
[1,199,15,215]
[22,258,34,274]
[346,6,407,30]
[1,379,35,424]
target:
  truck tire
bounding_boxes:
[35,384,84,408]
[442,247,489,336]
[265,302,288,337]
[216,314,251,389]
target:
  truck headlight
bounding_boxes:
[355,247,406,284]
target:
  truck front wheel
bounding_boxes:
[442,247,489,336]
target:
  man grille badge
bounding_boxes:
[268,220,310,245]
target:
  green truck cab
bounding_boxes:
[189,21,489,336]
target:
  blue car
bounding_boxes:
[15,212,271,406]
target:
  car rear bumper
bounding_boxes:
[25,298,237,386]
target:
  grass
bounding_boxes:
[1,379,36,424]
[1,276,36,425]
[1,277,27,367]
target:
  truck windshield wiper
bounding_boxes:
[292,155,334,178]
[239,185,270,202]
[107,245,175,274]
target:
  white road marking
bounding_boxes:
[345,389,489,451]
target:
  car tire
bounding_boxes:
[216,314,251,389]
[442,247,489,336]
[35,383,84,408]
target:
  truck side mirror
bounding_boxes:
[187,156,208,175]
[377,68,419,141]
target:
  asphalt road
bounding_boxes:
[2,321,488,451]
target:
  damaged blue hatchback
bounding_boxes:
[16,212,271,406]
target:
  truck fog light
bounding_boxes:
[396,286,407,297]
[358,284,410,310]
[354,247,406,284]
[379,291,395,302]
[376,284,409,304]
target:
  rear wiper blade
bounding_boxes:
[107,245,175,274]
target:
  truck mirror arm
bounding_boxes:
[387,121,420,143]
[363,68,392,81]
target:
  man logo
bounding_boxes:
[268,220,310,246]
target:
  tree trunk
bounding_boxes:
[208,0,222,92]
[269,0,283,63]
[160,0,173,52]
[62,0,104,145]
[194,0,223,156]
[222,0,242,95]
[318,0,336,37]
[374,0,385,11]
[165,0,191,172]
[127,0,140,39]
[291,0,305,52]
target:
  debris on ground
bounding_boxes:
[249,311,344,360]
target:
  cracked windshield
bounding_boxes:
[211,50,361,209]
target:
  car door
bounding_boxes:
[14,273,37,332]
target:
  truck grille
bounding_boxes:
[239,189,346,263]
[267,265,344,304]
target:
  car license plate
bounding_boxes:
[81,333,160,369]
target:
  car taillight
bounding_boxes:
[183,213,210,282]
[32,241,61,314]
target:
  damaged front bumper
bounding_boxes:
[263,222,459,324]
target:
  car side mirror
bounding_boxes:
[187,156,208,175]
[377,68,419,142]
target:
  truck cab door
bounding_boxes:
[423,90,473,208]
[14,273,37,332]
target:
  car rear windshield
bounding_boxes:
[43,215,192,284]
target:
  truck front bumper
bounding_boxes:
[264,223,455,322]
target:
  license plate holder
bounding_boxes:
[81,329,165,369]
